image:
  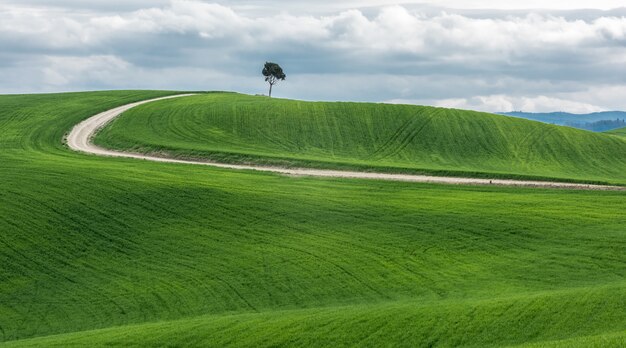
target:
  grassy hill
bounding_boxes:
[95,93,626,185]
[607,126,626,137]
[0,91,624,347]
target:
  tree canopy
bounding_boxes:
[262,62,286,97]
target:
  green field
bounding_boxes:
[94,93,626,184]
[607,126,626,137]
[1,91,625,347]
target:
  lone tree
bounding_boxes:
[262,62,286,97]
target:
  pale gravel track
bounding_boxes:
[66,94,625,191]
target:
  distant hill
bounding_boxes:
[501,111,626,132]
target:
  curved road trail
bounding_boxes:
[67,94,625,191]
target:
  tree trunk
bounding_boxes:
[269,83,273,98]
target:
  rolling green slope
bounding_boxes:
[95,93,626,184]
[0,92,625,346]
[4,285,626,347]
[607,126,626,137]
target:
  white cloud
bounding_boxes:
[5,1,626,12]
[92,1,248,37]
[41,55,131,86]
[3,2,626,55]
[0,0,625,112]
[433,95,606,113]
[422,1,625,10]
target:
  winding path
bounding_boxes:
[67,94,625,191]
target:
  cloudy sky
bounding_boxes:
[1,1,626,113]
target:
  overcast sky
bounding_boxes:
[1,1,626,113]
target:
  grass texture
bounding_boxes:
[95,93,626,184]
[0,91,624,347]
[607,126,626,138]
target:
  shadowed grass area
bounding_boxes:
[95,93,626,184]
[3,284,625,347]
[0,91,624,346]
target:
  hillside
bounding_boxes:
[0,91,624,347]
[607,126,626,137]
[95,93,626,184]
